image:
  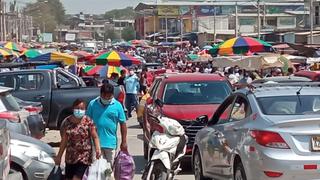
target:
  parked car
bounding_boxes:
[10,132,55,180]
[294,70,320,81]
[15,97,45,139]
[0,68,125,129]
[0,121,10,180]
[143,73,232,159]
[252,76,312,84]
[0,86,30,137]
[193,84,320,180]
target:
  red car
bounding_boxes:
[143,73,232,159]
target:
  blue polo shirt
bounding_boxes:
[87,97,126,149]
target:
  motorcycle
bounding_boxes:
[142,114,187,180]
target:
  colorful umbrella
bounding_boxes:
[209,37,273,56]
[29,52,77,65]
[71,51,95,62]
[83,65,126,77]
[3,42,24,52]
[21,49,41,58]
[95,50,141,66]
[0,48,17,57]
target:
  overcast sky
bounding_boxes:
[12,0,152,14]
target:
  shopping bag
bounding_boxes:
[47,166,62,180]
[86,158,112,180]
[113,151,135,180]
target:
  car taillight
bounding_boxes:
[264,171,283,177]
[250,130,290,149]
[0,112,20,123]
[117,91,125,105]
[25,106,43,114]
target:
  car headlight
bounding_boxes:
[24,148,54,164]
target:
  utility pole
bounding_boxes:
[213,6,217,41]
[235,2,238,37]
[263,2,266,27]
[310,0,314,44]
[257,0,261,39]
[0,0,3,41]
[165,14,168,42]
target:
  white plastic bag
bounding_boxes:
[85,158,112,180]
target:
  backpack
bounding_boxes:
[113,151,135,180]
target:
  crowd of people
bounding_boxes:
[53,44,306,179]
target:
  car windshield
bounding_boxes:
[257,95,320,115]
[163,81,231,105]
[0,92,20,112]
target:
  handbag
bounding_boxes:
[82,158,112,180]
[47,166,62,180]
[113,151,135,180]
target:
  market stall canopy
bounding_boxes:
[21,49,42,58]
[29,52,77,65]
[212,54,293,70]
[209,36,273,56]
[0,48,19,57]
[83,65,127,77]
[2,42,24,52]
[95,50,141,66]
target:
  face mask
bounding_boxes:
[73,109,85,119]
[100,97,112,105]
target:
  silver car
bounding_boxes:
[10,132,55,180]
[193,84,320,180]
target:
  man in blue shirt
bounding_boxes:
[125,69,140,118]
[87,83,127,166]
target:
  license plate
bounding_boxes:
[311,136,320,151]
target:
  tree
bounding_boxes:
[104,7,135,20]
[24,0,65,33]
[121,26,135,41]
[105,29,119,41]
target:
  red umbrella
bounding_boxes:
[71,51,95,62]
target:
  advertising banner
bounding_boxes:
[158,6,179,16]
[196,5,221,16]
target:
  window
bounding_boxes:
[56,72,78,88]
[163,81,231,105]
[257,95,320,115]
[217,102,233,124]
[230,97,250,120]
[16,74,44,91]
[0,76,15,88]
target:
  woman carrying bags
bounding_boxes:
[55,99,101,180]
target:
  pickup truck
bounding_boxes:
[0,68,124,129]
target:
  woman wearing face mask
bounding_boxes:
[55,99,101,180]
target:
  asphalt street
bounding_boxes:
[43,114,194,180]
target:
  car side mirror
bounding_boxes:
[196,115,209,125]
[155,99,164,107]
[146,97,153,105]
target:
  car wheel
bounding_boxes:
[11,163,27,180]
[234,161,247,180]
[193,149,210,180]
[143,140,148,160]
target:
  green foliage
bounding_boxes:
[104,7,135,20]
[105,29,119,41]
[121,26,135,41]
[24,0,65,33]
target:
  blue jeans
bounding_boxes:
[125,94,138,118]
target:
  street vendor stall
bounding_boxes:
[212,54,294,70]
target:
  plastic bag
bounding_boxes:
[47,166,62,180]
[84,158,112,180]
[113,151,135,180]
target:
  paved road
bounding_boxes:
[43,115,194,180]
